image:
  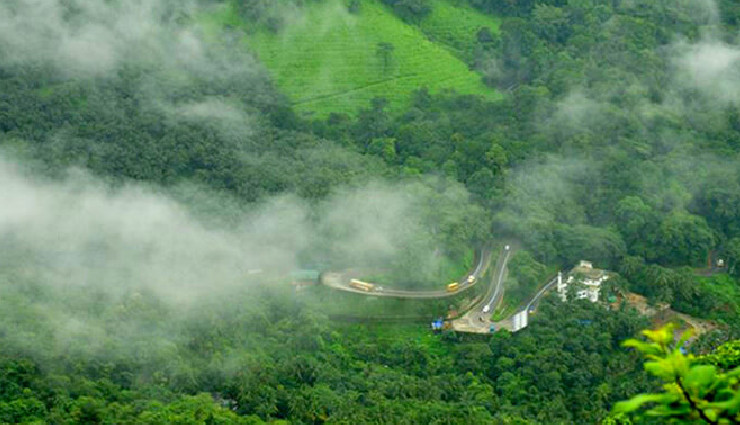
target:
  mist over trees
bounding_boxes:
[1,0,740,423]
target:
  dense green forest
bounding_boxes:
[1,0,740,423]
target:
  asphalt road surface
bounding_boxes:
[462,244,515,330]
[525,275,559,312]
[322,247,492,298]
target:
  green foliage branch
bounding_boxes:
[700,341,740,371]
[614,324,740,424]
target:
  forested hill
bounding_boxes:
[1,0,740,423]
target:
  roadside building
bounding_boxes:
[557,260,609,303]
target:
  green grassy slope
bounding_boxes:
[419,0,501,62]
[243,0,499,117]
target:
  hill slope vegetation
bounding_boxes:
[243,0,499,117]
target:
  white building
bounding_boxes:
[511,310,529,332]
[557,260,609,303]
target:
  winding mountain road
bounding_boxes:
[321,246,492,299]
[525,275,560,312]
[452,243,516,332]
[320,242,558,334]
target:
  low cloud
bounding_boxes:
[170,97,257,140]
[0,157,310,304]
[0,0,195,75]
[675,41,740,105]
[0,154,477,303]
